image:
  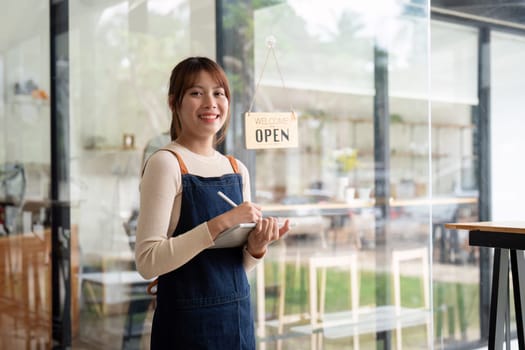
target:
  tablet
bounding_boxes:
[210,221,289,249]
[211,223,256,249]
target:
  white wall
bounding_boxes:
[491,31,525,220]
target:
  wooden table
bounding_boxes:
[262,196,477,217]
[445,221,525,350]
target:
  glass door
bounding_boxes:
[69,1,216,348]
[221,2,434,349]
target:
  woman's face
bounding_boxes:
[176,70,229,142]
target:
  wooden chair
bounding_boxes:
[308,253,359,350]
[290,248,431,350]
[391,247,431,349]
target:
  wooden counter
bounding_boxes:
[261,196,477,217]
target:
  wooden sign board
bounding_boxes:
[244,112,298,149]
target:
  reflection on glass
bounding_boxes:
[62,0,486,349]
[0,1,52,347]
[70,1,215,348]
[245,2,436,349]
[8,0,525,348]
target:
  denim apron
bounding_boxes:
[150,149,255,350]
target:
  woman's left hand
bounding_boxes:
[246,217,290,258]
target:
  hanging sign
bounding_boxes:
[245,36,298,150]
[245,111,298,149]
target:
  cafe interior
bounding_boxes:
[1,0,524,349]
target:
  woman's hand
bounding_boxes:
[207,201,262,239]
[230,201,263,224]
[246,217,291,258]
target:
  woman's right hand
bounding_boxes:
[207,201,262,239]
[229,201,262,223]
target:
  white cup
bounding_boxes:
[345,187,356,202]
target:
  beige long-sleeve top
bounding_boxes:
[134,142,262,280]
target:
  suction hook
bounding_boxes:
[265,35,276,49]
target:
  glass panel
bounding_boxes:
[491,31,525,221]
[5,0,525,348]
[69,1,215,348]
[222,1,432,348]
[0,1,52,347]
[491,29,525,344]
[429,20,480,346]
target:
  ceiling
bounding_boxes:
[432,0,525,27]
[1,1,524,55]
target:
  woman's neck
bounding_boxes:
[174,137,215,156]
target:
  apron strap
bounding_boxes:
[158,149,237,175]
[226,155,240,174]
[158,148,188,174]
[141,148,189,176]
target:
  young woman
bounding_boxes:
[135,56,290,349]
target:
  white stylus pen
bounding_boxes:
[217,191,238,208]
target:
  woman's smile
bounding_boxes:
[199,113,221,121]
